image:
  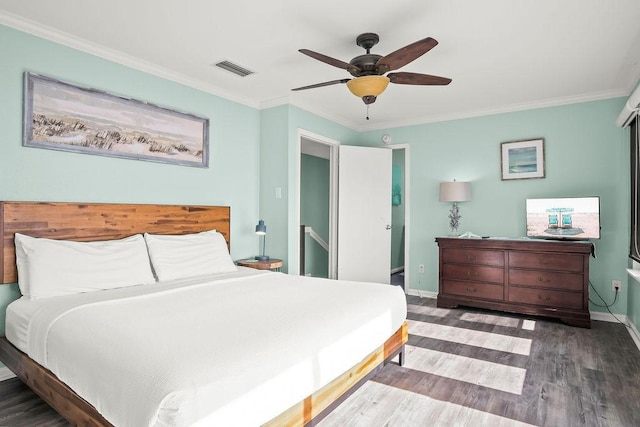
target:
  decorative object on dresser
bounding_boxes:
[500,138,545,180]
[435,237,592,328]
[254,219,270,260]
[439,180,471,235]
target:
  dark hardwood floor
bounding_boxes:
[0,376,67,426]
[1,295,639,426]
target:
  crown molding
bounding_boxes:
[357,89,628,132]
[1,11,632,133]
[0,11,259,109]
[259,96,289,110]
[260,95,359,130]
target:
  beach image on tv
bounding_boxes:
[526,197,600,239]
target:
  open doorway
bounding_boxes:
[390,145,409,291]
[296,131,409,289]
[298,130,338,279]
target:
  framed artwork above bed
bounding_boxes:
[23,72,210,168]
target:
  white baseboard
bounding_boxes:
[542,310,640,352]
[590,311,627,323]
[591,311,640,352]
[0,366,16,381]
[406,288,437,299]
[626,319,640,352]
[401,293,640,352]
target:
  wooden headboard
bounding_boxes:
[0,202,231,284]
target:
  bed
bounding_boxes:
[0,201,408,426]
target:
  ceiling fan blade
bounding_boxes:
[299,49,361,74]
[291,79,351,91]
[376,37,439,73]
[388,72,452,85]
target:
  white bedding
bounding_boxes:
[6,268,407,427]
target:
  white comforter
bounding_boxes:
[7,269,407,426]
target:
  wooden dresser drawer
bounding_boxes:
[442,263,504,284]
[442,280,504,301]
[441,248,504,267]
[509,252,583,272]
[508,287,583,310]
[436,237,592,327]
[508,269,583,291]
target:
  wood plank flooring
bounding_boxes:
[320,296,640,426]
[0,295,638,426]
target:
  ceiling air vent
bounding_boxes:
[214,60,254,77]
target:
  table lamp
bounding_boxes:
[439,180,471,234]
[255,219,270,261]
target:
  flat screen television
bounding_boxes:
[525,196,601,240]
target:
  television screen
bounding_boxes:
[526,197,600,240]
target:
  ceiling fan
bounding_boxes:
[292,33,452,105]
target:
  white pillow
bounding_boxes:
[14,233,156,299]
[144,230,237,281]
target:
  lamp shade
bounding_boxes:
[346,76,390,98]
[439,181,471,202]
[255,219,266,235]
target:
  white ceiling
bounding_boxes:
[1,0,640,131]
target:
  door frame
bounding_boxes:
[295,128,339,278]
[387,143,410,293]
[294,132,410,290]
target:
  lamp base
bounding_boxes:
[255,255,270,261]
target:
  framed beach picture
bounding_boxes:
[500,138,545,180]
[23,72,209,168]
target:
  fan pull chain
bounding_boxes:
[366,104,370,120]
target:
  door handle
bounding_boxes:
[386,225,392,230]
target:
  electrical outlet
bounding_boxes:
[612,280,622,292]
[418,264,425,273]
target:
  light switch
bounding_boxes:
[275,187,282,199]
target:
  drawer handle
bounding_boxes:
[537,276,551,283]
[537,294,551,301]
[464,270,478,277]
[466,287,477,293]
[466,255,477,261]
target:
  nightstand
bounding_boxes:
[236,258,283,271]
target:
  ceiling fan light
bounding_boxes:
[346,76,390,98]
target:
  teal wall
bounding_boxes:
[391,149,406,271]
[360,98,630,316]
[0,24,261,334]
[301,154,329,278]
[258,105,289,265]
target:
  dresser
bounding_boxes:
[435,237,593,327]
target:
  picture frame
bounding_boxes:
[23,72,209,168]
[500,138,545,180]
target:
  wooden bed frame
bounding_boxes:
[0,201,407,426]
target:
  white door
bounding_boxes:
[337,145,392,283]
